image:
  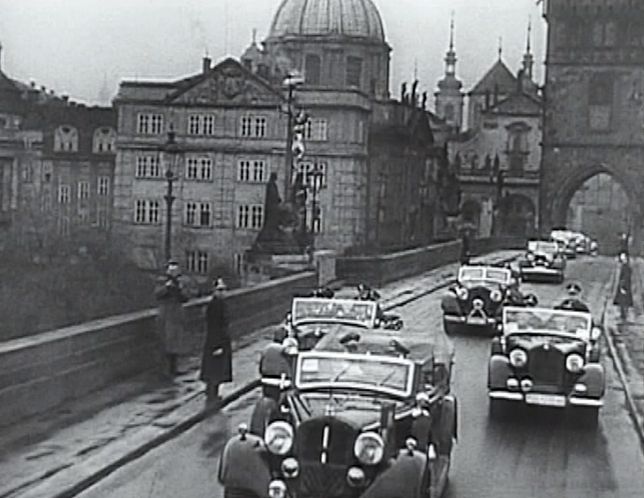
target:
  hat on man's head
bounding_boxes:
[566,282,582,295]
[165,260,180,273]
[213,277,227,291]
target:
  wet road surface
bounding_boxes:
[78,257,644,498]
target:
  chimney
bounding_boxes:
[30,80,36,88]
[62,94,69,103]
[202,56,212,74]
[0,41,3,70]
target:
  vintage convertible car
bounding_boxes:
[551,229,578,259]
[488,306,604,426]
[518,240,566,283]
[218,298,458,498]
[441,265,513,335]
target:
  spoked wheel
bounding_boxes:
[224,488,260,498]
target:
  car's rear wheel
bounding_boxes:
[224,488,260,498]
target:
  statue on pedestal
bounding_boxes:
[252,173,302,255]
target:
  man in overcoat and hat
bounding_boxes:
[200,277,233,401]
[614,252,633,322]
[154,260,191,376]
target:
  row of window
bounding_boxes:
[57,177,111,203]
[135,155,270,184]
[304,54,363,89]
[136,113,329,141]
[53,126,116,153]
[57,210,110,236]
[133,201,264,230]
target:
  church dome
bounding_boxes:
[269,0,386,44]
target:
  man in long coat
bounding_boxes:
[154,261,191,376]
[614,252,633,322]
[200,278,232,401]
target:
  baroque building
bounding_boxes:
[113,0,448,277]
[435,23,543,238]
[0,45,115,254]
[540,0,644,252]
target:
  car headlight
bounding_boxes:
[268,480,287,498]
[509,349,528,368]
[490,289,503,302]
[456,287,469,300]
[354,432,385,465]
[527,252,535,261]
[264,421,294,455]
[566,353,585,373]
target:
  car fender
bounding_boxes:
[361,450,429,498]
[488,355,512,390]
[218,433,271,494]
[578,363,605,398]
[436,395,457,454]
[250,396,279,436]
[441,293,459,314]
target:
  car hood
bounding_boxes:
[292,392,407,429]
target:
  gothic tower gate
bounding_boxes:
[540,0,644,254]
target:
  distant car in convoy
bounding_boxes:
[487,305,604,426]
[218,298,458,498]
[441,265,532,335]
[551,230,578,259]
[518,240,566,283]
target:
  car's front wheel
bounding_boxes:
[443,318,459,336]
[224,488,260,498]
[488,399,511,420]
[572,406,599,429]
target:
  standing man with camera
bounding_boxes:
[155,260,191,376]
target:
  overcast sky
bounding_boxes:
[0,0,545,106]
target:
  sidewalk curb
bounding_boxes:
[601,293,644,451]
[18,251,519,498]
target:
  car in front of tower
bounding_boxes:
[218,298,458,498]
[518,240,566,283]
[487,306,604,426]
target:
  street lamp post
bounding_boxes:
[163,130,179,263]
[306,163,325,252]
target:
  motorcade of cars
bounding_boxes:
[551,229,578,259]
[488,305,604,426]
[518,240,566,283]
[441,265,514,335]
[218,297,458,498]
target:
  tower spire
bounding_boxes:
[522,18,534,79]
[444,12,457,77]
[498,36,503,61]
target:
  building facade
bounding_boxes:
[0,48,115,255]
[435,24,543,238]
[113,0,447,276]
[540,0,644,251]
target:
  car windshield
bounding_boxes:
[528,241,557,254]
[459,267,510,285]
[295,352,413,397]
[503,306,592,339]
[291,298,377,328]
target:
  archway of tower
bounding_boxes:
[551,164,642,256]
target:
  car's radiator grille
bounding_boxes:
[529,347,564,385]
[299,462,348,497]
[296,417,356,497]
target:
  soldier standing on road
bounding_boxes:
[154,261,191,376]
[614,252,633,322]
[200,277,232,402]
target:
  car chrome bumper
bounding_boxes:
[521,267,562,276]
[488,391,603,407]
[444,315,496,325]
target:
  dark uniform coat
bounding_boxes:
[200,295,232,384]
[614,263,633,307]
[154,276,191,355]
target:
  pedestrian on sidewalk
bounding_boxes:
[200,277,232,402]
[614,252,633,322]
[154,260,191,376]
